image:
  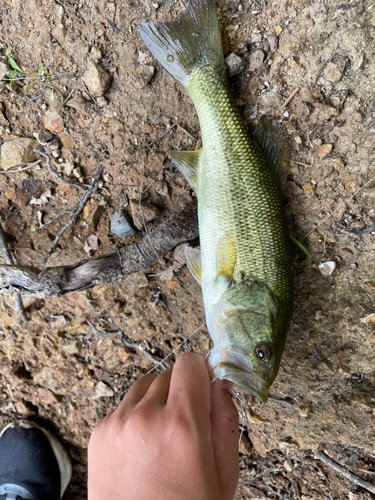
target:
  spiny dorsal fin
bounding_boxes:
[185,246,202,285]
[167,148,202,194]
[216,232,237,281]
[253,115,290,194]
[138,0,225,91]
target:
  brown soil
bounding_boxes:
[0,0,375,498]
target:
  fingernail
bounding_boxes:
[218,379,233,390]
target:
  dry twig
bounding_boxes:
[34,150,86,192]
[39,161,104,264]
[314,450,375,494]
[282,87,299,108]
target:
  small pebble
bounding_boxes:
[249,49,264,72]
[225,52,245,77]
[319,261,336,276]
[110,210,138,239]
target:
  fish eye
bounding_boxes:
[255,344,270,361]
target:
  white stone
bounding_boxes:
[319,261,336,276]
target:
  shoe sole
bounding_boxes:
[0,420,72,498]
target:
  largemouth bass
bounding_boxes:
[139,0,293,402]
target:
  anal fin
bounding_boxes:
[167,149,202,194]
[185,246,202,285]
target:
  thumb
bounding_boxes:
[210,380,239,499]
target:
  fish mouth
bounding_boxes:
[208,350,269,403]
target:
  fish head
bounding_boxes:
[207,281,289,403]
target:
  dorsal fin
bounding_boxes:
[167,148,202,194]
[253,115,290,194]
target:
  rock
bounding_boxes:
[130,200,158,229]
[44,139,60,153]
[110,210,137,239]
[225,52,245,77]
[121,271,149,293]
[0,61,8,79]
[275,25,283,36]
[323,62,344,83]
[141,65,155,85]
[309,104,336,124]
[63,161,75,175]
[82,62,112,96]
[44,110,64,133]
[84,234,99,256]
[302,183,316,199]
[90,46,102,61]
[66,95,92,114]
[316,144,332,158]
[142,123,153,134]
[0,61,9,93]
[96,96,107,107]
[323,55,347,83]
[250,32,262,43]
[51,5,66,44]
[34,129,53,145]
[59,133,74,149]
[266,35,277,50]
[249,49,264,72]
[13,179,42,206]
[63,341,82,355]
[138,51,147,64]
[93,381,114,399]
[319,261,336,276]
[1,138,40,170]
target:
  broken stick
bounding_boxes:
[0,212,199,299]
[314,450,375,495]
[0,223,28,324]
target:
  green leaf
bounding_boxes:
[50,89,54,101]
[47,76,51,83]
[37,63,44,76]
[9,80,14,88]
[6,52,22,72]
[290,234,311,272]
[24,82,33,94]
[7,70,17,79]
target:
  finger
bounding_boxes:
[141,367,173,407]
[167,353,211,417]
[115,373,158,421]
[210,381,239,497]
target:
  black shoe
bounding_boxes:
[0,420,72,500]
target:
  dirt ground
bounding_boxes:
[0,0,374,498]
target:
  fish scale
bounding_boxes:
[189,67,292,316]
[139,0,294,402]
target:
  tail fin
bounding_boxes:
[138,0,224,90]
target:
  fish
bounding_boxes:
[139,0,293,403]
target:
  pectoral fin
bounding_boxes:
[167,149,202,194]
[185,246,202,285]
[216,232,237,281]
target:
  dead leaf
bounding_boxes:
[84,234,99,256]
[30,189,51,206]
[158,243,189,281]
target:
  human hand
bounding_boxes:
[88,353,239,500]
